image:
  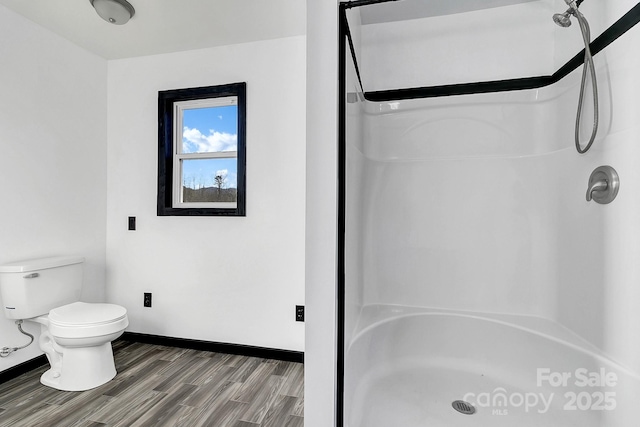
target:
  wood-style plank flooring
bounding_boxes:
[0,340,304,427]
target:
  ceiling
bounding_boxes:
[0,0,306,60]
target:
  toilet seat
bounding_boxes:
[48,302,128,339]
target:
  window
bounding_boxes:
[158,83,246,216]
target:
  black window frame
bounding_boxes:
[157,82,246,216]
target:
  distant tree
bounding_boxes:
[214,174,226,196]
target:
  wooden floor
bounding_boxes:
[0,340,304,427]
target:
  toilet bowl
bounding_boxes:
[30,302,128,391]
[0,256,129,391]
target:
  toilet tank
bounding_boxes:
[0,256,84,320]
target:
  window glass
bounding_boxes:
[181,158,238,203]
[181,103,238,154]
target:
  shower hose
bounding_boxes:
[573,8,599,154]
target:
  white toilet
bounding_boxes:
[0,256,128,391]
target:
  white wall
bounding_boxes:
[105,36,306,352]
[305,0,340,425]
[0,5,107,373]
[359,1,554,92]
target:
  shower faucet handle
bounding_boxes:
[586,166,619,204]
[586,179,608,201]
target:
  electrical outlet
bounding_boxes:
[128,216,136,231]
[295,305,304,322]
[144,292,152,308]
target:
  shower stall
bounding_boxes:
[338,0,640,426]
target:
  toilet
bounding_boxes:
[0,256,128,391]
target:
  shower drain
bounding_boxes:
[452,400,476,415]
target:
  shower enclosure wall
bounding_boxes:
[340,1,640,426]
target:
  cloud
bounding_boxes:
[183,126,237,153]
[215,169,228,178]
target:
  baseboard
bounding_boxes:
[0,355,47,385]
[119,332,304,364]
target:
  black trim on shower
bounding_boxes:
[342,11,365,94]
[347,1,640,102]
[367,76,552,101]
[343,0,403,9]
[336,4,348,427]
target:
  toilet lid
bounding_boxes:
[49,302,127,326]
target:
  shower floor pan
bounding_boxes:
[344,307,640,427]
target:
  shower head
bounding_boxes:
[553,9,573,27]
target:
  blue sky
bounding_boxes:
[182,105,238,189]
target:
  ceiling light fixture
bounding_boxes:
[89,0,135,25]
